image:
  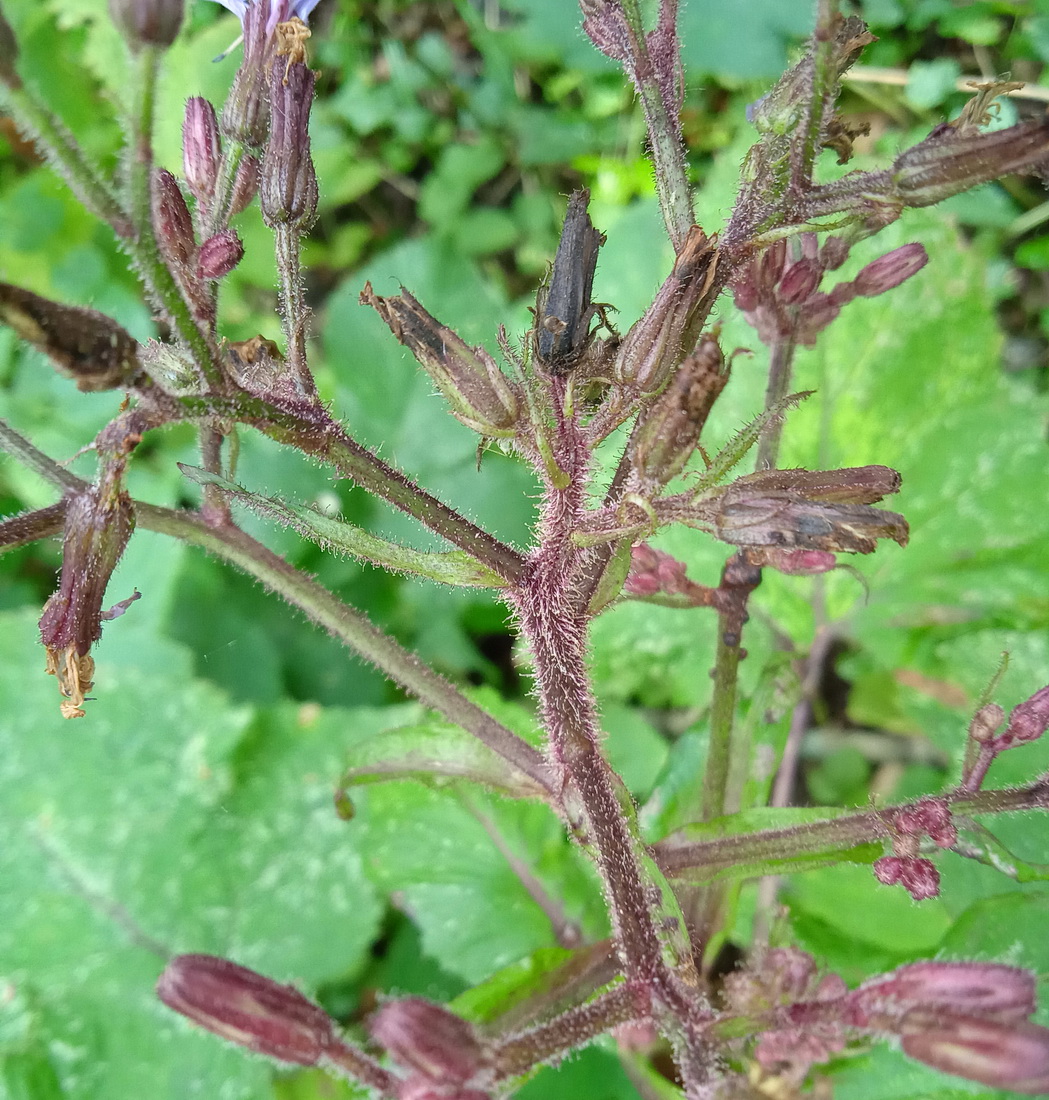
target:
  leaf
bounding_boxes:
[353,782,608,985]
[180,466,508,589]
[0,608,388,1099]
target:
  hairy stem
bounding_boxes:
[273,221,316,397]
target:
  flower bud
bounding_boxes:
[109,0,184,49]
[851,243,928,297]
[151,168,196,270]
[0,5,21,89]
[260,61,318,230]
[613,227,719,392]
[746,548,837,575]
[624,544,690,598]
[361,283,520,437]
[778,258,821,305]
[902,858,940,900]
[221,0,278,149]
[370,998,484,1084]
[39,475,136,718]
[197,229,244,280]
[892,118,1049,209]
[994,684,1049,750]
[157,954,336,1065]
[968,702,1004,743]
[901,1014,1049,1094]
[630,335,727,487]
[857,962,1036,1023]
[230,155,261,217]
[183,97,221,208]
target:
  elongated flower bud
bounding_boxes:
[0,4,21,89]
[994,684,1049,749]
[151,169,196,269]
[370,998,484,1084]
[260,61,317,230]
[157,954,336,1065]
[183,97,221,208]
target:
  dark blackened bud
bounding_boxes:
[151,168,196,269]
[893,117,1049,208]
[221,0,277,149]
[851,243,928,297]
[994,684,1049,750]
[182,97,221,208]
[900,1015,1049,1094]
[370,998,484,1084]
[197,229,244,280]
[108,0,184,49]
[230,155,261,217]
[0,5,21,89]
[0,282,140,392]
[630,334,727,486]
[261,61,318,230]
[39,471,136,718]
[614,227,719,392]
[361,283,520,437]
[157,954,336,1065]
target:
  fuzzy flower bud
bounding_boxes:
[182,97,221,208]
[109,0,184,49]
[39,474,137,718]
[901,1015,1049,1094]
[994,684,1049,750]
[157,954,336,1065]
[361,284,520,437]
[630,334,727,487]
[260,61,318,230]
[968,702,1004,743]
[151,168,196,270]
[370,998,484,1084]
[197,229,244,280]
[221,0,279,149]
[230,155,261,217]
[613,227,719,392]
[892,118,1049,208]
[851,243,928,297]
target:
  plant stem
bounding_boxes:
[273,222,316,397]
[755,334,798,471]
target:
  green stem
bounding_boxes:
[0,83,132,237]
[204,140,248,237]
[700,623,743,823]
[755,334,798,471]
[173,393,529,585]
[273,222,316,397]
[617,0,694,251]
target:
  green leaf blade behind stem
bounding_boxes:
[179,465,509,589]
[0,609,387,1099]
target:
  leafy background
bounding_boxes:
[2,0,1049,1097]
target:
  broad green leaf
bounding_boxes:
[354,783,608,985]
[0,610,387,1099]
[940,890,1049,979]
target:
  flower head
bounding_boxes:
[207,0,322,36]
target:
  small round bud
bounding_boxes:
[197,230,245,280]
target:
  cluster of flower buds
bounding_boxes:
[732,233,928,348]
[961,684,1049,791]
[725,950,1049,1093]
[370,997,492,1100]
[182,97,259,228]
[872,797,957,900]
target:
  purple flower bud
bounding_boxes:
[873,855,904,886]
[221,0,279,149]
[901,858,940,900]
[260,61,318,230]
[747,548,837,575]
[901,1014,1049,1094]
[624,545,690,598]
[151,169,196,270]
[778,258,821,305]
[857,962,1036,1023]
[39,476,135,718]
[157,954,336,1065]
[109,0,184,49]
[197,229,244,280]
[230,155,261,216]
[183,97,221,207]
[852,243,928,297]
[370,998,484,1084]
[994,684,1049,749]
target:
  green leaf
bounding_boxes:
[0,609,387,1098]
[179,466,508,589]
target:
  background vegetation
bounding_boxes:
[1,0,1048,1096]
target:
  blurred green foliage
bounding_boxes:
[1,1,1049,1098]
